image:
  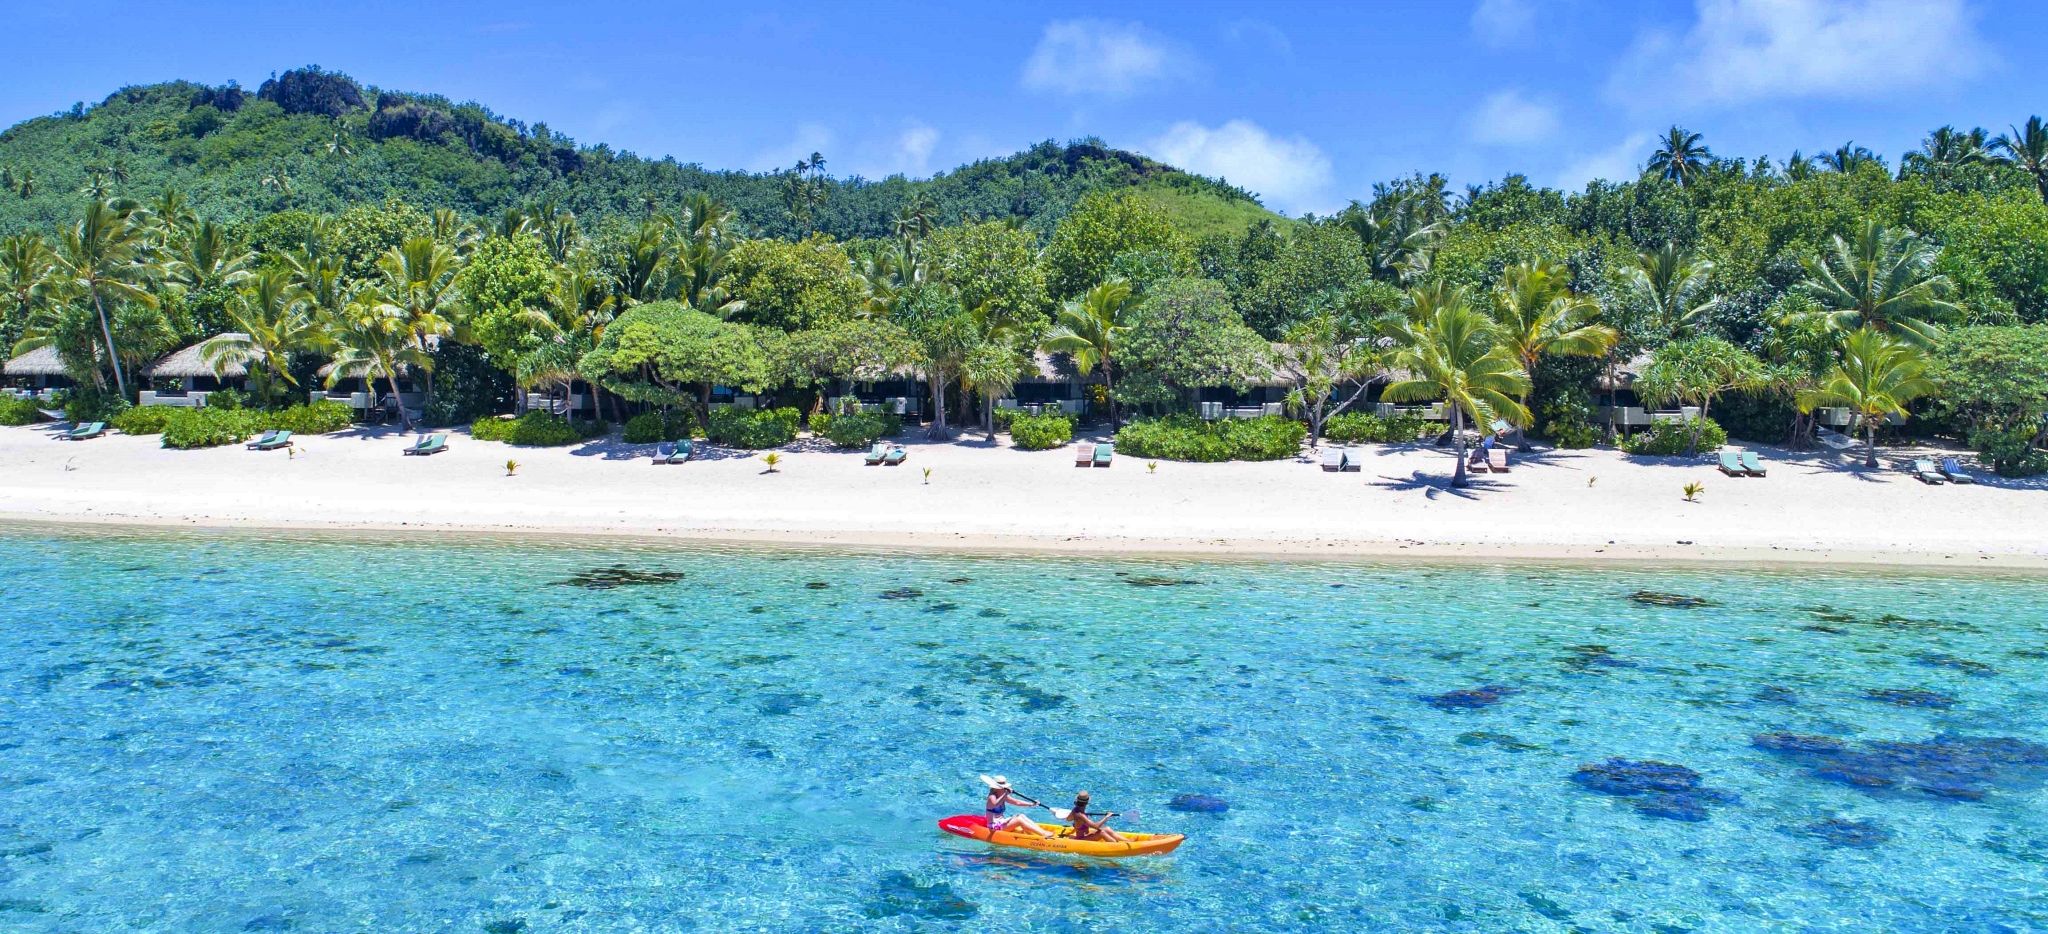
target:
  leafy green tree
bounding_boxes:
[1794,221,1958,346]
[577,301,776,427]
[782,317,920,407]
[1795,328,1934,467]
[1043,279,1139,429]
[722,235,864,330]
[203,267,330,406]
[1042,191,1192,299]
[324,293,432,431]
[1379,285,1531,487]
[0,232,55,352]
[458,233,566,409]
[1928,324,2048,476]
[1632,337,1767,455]
[1648,126,1711,186]
[923,220,1049,327]
[892,281,976,437]
[1115,277,1270,414]
[1623,243,1720,333]
[1817,143,1882,174]
[1918,190,2048,323]
[1275,314,1379,447]
[1238,223,1375,337]
[1901,126,1992,187]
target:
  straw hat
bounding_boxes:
[979,774,1010,790]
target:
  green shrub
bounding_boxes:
[0,396,45,426]
[1620,417,1728,456]
[812,411,900,448]
[992,407,1017,430]
[623,410,693,444]
[112,406,177,435]
[1115,415,1305,462]
[471,411,606,446]
[271,401,355,435]
[1009,412,1073,450]
[1322,411,1427,444]
[1539,399,1600,450]
[707,406,800,448]
[162,407,261,449]
[1966,425,2048,477]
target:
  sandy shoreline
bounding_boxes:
[3,422,2044,571]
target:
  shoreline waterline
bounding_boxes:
[5,514,2046,576]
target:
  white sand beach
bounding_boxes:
[1,423,2042,569]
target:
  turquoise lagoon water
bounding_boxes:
[1,529,2046,932]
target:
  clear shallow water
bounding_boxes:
[1,530,2046,932]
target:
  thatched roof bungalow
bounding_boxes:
[146,333,255,380]
[2,346,69,379]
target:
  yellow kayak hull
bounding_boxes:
[937,814,1184,857]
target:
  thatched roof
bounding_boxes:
[2,346,69,377]
[147,334,254,379]
[1595,352,1654,392]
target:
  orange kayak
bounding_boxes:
[937,814,1184,857]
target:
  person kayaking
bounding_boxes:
[980,775,1054,838]
[1065,791,1127,843]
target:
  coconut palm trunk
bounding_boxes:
[1450,405,1470,487]
[384,366,414,432]
[1863,416,1879,469]
[91,291,127,399]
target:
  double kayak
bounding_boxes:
[937,814,1185,857]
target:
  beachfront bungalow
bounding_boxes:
[2,346,72,404]
[313,360,425,424]
[1591,353,1702,431]
[996,352,1090,416]
[139,334,251,407]
[825,365,926,418]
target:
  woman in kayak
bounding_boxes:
[1065,791,1127,843]
[981,775,1054,838]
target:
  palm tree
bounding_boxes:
[50,200,160,398]
[166,219,253,294]
[1902,126,1990,181]
[1380,285,1531,487]
[1489,260,1617,449]
[372,236,462,350]
[1818,143,1881,173]
[1992,116,2048,202]
[892,192,940,251]
[614,216,675,305]
[1042,279,1137,430]
[0,232,55,349]
[1625,243,1720,333]
[143,187,197,249]
[1796,328,1935,468]
[1795,221,1957,347]
[512,256,617,419]
[14,167,35,199]
[79,167,111,199]
[1340,195,1444,283]
[324,293,433,431]
[1780,150,1817,181]
[326,125,354,160]
[1648,126,1711,185]
[108,158,131,190]
[203,268,330,406]
[260,163,294,202]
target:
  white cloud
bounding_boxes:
[1468,89,1559,146]
[894,124,940,175]
[1223,18,1293,57]
[1471,0,1535,47]
[1555,131,1654,188]
[1021,20,1186,97]
[749,122,835,174]
[1140,120,1334,215]
[1609,0,1990,108]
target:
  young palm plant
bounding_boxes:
[1794,222,1958,347]
[1796,328,1936,469]
[1380,285,1531,487]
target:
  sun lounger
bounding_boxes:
[1740,450,1766,476]
[654,440,692,464]
[403,433,447,456]
[1912,459,1946,484]
[864,443,889,466]
[1718,451,1747,476]
[1075,444,1093,467]
[250,429,294,451]
[63,421,106,440]
[1321,447,1344,471]
[883,445,907,466]
[1940,456,1976,484]
[1093,443,1113,467]
[1488,448,1509,472]
[1341,447,1360,472]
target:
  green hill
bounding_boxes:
[0,66,1290,241]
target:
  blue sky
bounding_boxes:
[4,1,2043,215]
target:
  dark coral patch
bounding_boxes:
[1754,732,2048,801]
[864,871,977,921]
[1914,653,1996,676]
[1124,575,1200,587]
[878,587,924,600]
[1629,591,1715,608]
[553,566,685,589]
[1571,758,1735,822]
[1169,793,1230,813]
[1562,645,1636,672]
[1422,685,1520,711]
[1800,817,1892,849]
[1864,688,1956,709]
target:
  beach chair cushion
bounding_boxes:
[864,443,888,465]
[1341,448,1360,472]
[405,434,447,456]
[1093,444,1113,466]
[1075,444,1093,466]
[1718,451,1746,476]
[1740,451,1766,476]
[1488,448,1509,472]
[655,442,679,463]
[884,446,907,465]
[1321,448,1343,471]
[252,430,292,450]
[1912,459,1945,484]
[66,421,106,439]
[1940,457,1975,483]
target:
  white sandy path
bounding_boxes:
[0,423,2043,569]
